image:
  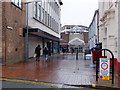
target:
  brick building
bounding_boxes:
[0,0,63,65]
[0,1,26,65]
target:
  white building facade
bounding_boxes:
[88,10,99,49]
[27,0,63,57]
[98,0,120,76]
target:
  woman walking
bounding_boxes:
[43,47,49,61]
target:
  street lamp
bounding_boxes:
[25,0,40,60]
[25,2,32,60]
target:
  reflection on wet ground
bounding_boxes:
[2,53,120,87]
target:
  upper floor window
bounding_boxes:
[38,4,41,21]
[12,0,22,8]
[41,8,45,23]
[34,1,38,18]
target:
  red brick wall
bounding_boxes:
[0,2,2,60]
[2,2,26,65]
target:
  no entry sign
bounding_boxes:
[99,58,110,80]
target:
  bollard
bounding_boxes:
[76,50,78,60]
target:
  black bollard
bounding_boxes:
[76,50,78,60]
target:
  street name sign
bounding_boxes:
[99,58,110,80]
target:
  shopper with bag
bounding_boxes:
[35,44,41,61]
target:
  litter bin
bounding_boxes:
[91,43,102,64]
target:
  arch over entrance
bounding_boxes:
[69,38,85,46]
[68,38,85,52]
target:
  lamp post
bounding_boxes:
[25,2,32,60]
[25,0,40,60]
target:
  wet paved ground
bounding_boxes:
[1,53,120,88]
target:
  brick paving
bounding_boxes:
[1,53,120,87]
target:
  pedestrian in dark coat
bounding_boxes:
[43,47,49,61]
[35,45,41,61]
[71,47,74,54]
[62,47,65,54]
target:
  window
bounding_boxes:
[49,16,51,27]
[34,1,37,18]
[41,8,45,23]
[45,11,47,25]
[48,14,49,26]
[38,4,41,20]
[12,0,22,8]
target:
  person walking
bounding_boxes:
[43,47,49,61]
[71,47,74,54]
[62,47,65,54]
[35,44,41,61]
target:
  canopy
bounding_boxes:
[68,38,85,46]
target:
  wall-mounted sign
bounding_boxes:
[99,58,110,80]
[7,26,13,30]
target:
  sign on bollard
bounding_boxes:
[96,49,114,84]
[99,58,110,80]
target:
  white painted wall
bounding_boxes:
[118,1,120,62]
[98,0,118,58]
[88,11,98,49]
[28,1,61,38]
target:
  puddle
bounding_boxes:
[85,64,96,68]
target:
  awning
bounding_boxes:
[68,38,85,46]
[24,28,60,41]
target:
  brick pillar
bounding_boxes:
[0,2,2,64]
[2,2,6,65]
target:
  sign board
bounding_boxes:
[99,58,110,80]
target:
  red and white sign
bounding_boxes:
[99,58,110,80]
[101,62,108,70]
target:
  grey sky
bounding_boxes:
[61,0,98,27]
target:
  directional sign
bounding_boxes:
[99,58,110,80]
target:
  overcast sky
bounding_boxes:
[61,0,98,27]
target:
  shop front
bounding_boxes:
[27,28,60,58]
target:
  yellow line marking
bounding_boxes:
[0,78,61,87]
